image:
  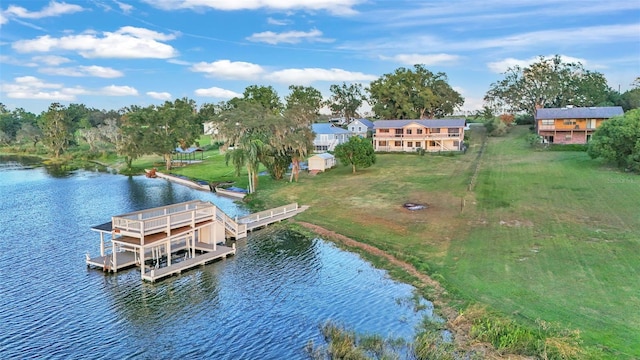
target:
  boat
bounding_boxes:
[214,186,248,199]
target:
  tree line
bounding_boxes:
[1,59,638,183]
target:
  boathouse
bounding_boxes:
[87,201,309,282]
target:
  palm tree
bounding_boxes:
[225,136,263,194]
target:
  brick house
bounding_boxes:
[536,106,623,144]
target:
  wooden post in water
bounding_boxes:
[99,232,105,257]
[140,247,145,279]
[166,240,171,267]
[112,243,117,272]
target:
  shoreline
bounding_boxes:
[294,220,483,355]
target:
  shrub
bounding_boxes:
[516,114,535,125]
[549,144,588,152]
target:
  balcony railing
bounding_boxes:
[539,126,596,131]
[375,133,461,139]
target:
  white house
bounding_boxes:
[308,153,336,172]
[311,123,352,152]
[347,118,374,138]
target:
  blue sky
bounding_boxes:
[1,0,638,115]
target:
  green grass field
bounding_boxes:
[163,127,639,358]
[446,128,640,358]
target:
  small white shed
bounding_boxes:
[308,153,336,172]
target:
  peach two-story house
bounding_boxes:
[536,106,623,144]
[373,119,466,152]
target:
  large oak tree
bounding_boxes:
[123,98,202,170]
[485,55,612,116]
[39,103,72,158]
[325,82,367,121]
[367,64,463,119]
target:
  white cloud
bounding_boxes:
[147,91,172,100]
[265,68,377,85]
[382,53,461,66]
[101,85,138,96]
[116,26,178,41]
[144,0,363,16]
[472,24,640,52]
[0,12,8,25]
[12,27,178,59]
[0,75,83,100]
[0,55,37,66]
[40,65,124,78]
[246,29,331,45]
[487,55,593,73]
[32,55,72,66]
[190,60,265,80]
[168,59,192,66]
[114,1,134,14]
[267,17,290,26]
[194,87,242,99]
[4,1,85,19]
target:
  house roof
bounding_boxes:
[311,153,335,159]
[373,118,466,129]
[536,106,623,120]
[349,118,374,128]
[312,123,351,134]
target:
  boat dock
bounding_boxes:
[146,169,211,191]
[87,201,308,282]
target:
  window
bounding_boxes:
[407,141,413,147]
[406,129,412,135]
[358,127,361,131]
[395,129,403,135]
[448,128,459,134]
[416,142,422,148]
[417,129,423,134]
[379,140,387,146]
[431,128,440,133]
[429,141,436,146]
[565,134,572,140]
[394,141,402,147]
[541,119,554,125]
[563,119,576,126]
[453,141,460,147]
[379,129,389,133]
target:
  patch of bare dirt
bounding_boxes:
[499,219,534,227]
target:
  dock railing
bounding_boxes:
[216,209,247,239]
[239,203,299,224]
[112,201,216,238]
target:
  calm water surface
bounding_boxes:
[0,164,433,359]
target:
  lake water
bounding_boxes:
[0,161,433,359]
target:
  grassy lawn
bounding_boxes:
[445,128,640,358]
[134,128,639,358]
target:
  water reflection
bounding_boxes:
[0,165,432,359]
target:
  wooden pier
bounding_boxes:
[87,201,308,282]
